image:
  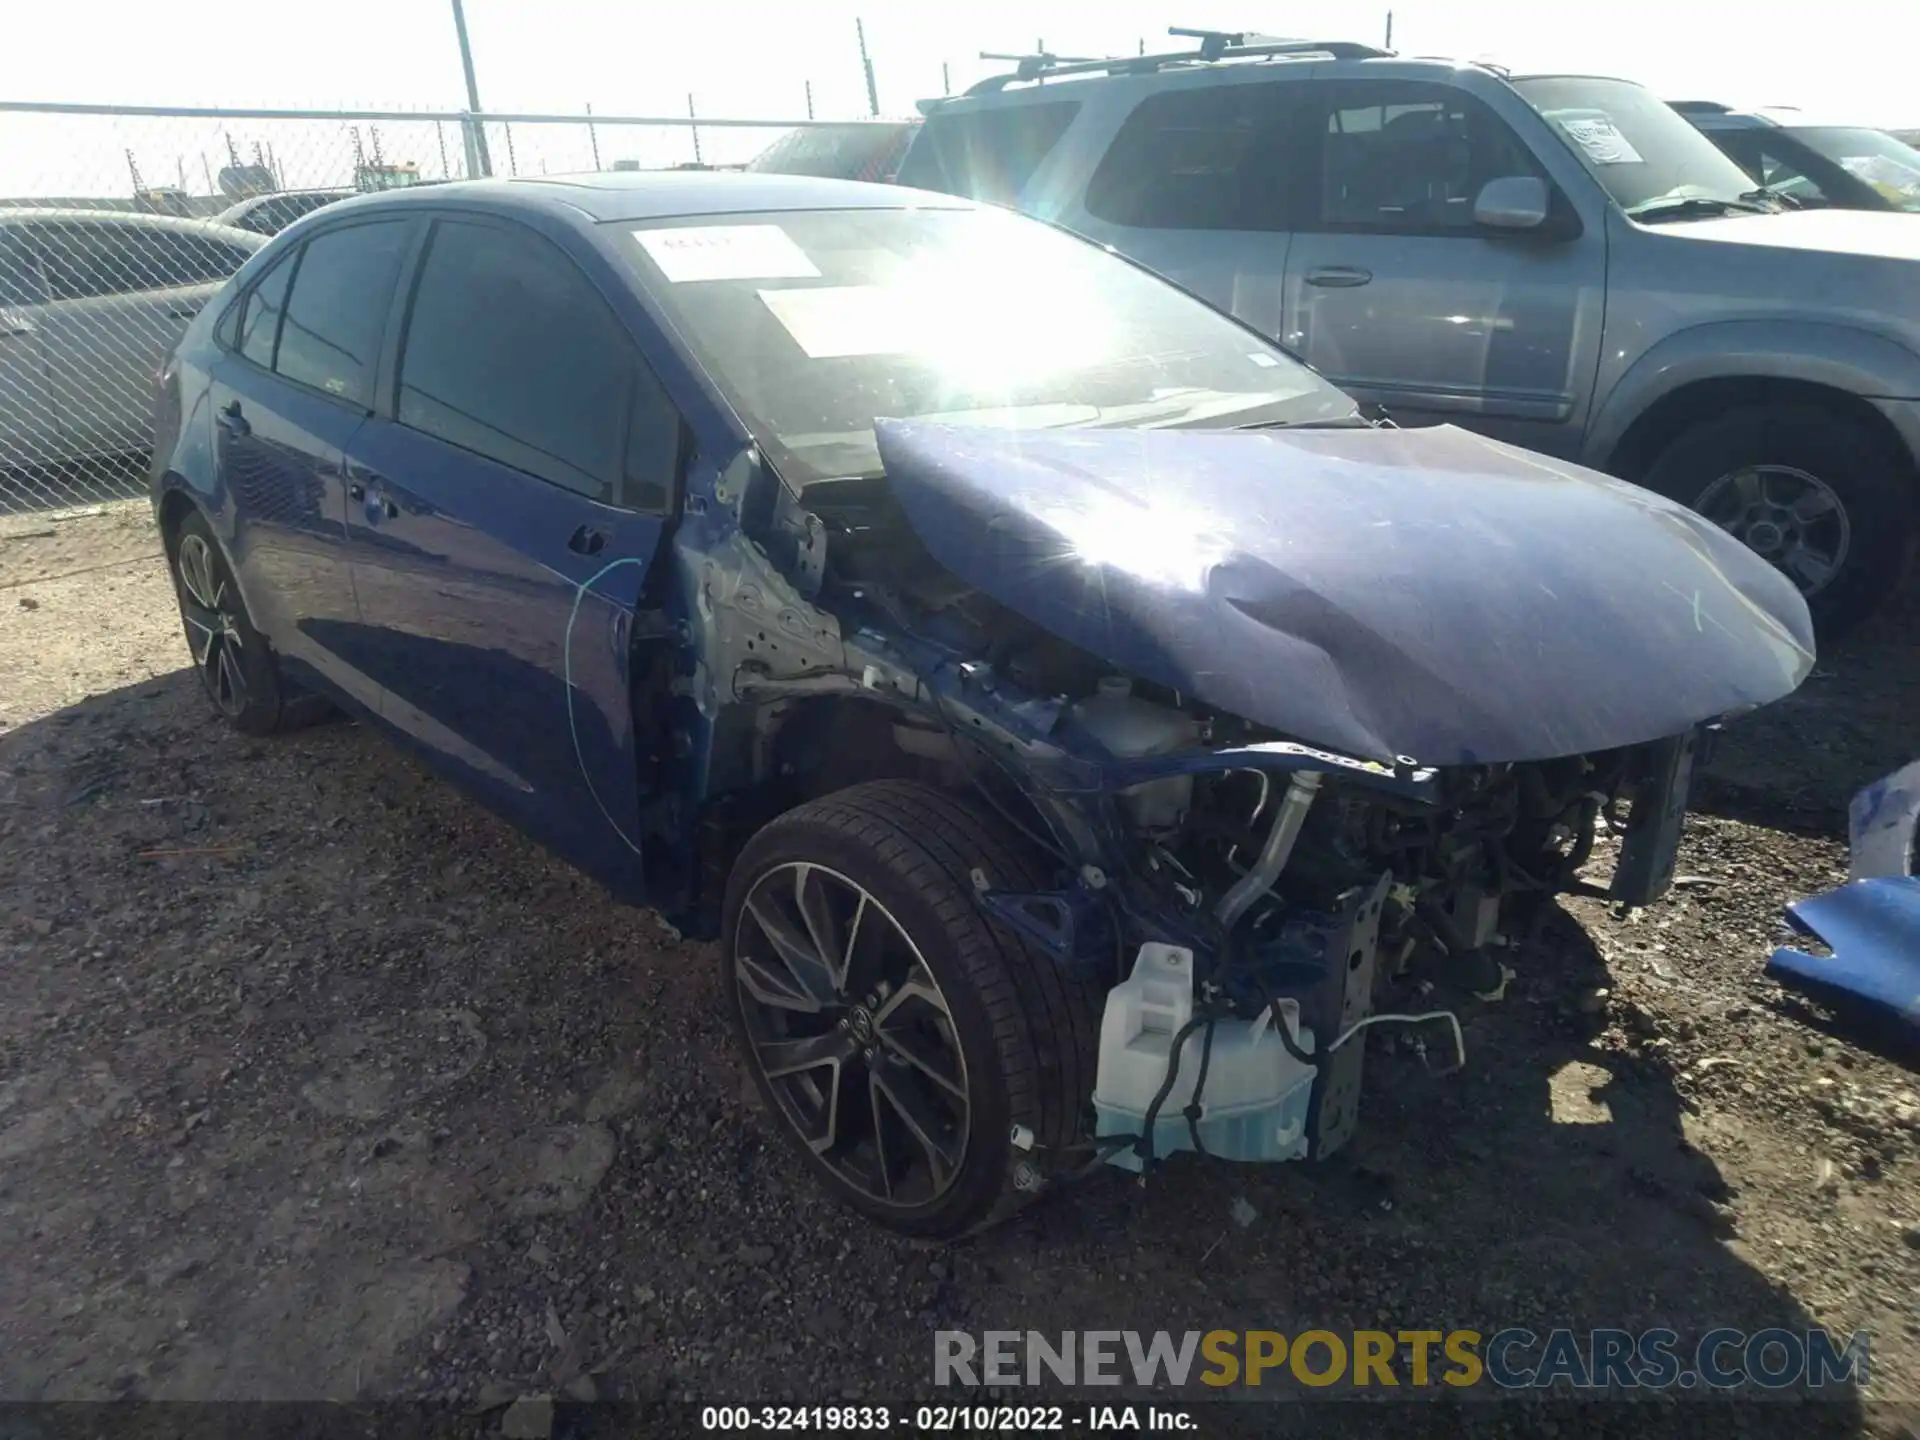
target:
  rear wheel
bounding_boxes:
[722,780,1102,1237]
[166,509,325,735]
[1640,404,1916,637]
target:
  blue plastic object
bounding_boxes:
[1768,876,1920,1048]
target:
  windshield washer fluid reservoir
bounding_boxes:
[1072,676,1199,831]
[1092,943,1318,1172]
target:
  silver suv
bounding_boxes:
[897,33,1920,632]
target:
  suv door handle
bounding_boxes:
[568,523,609,557]
[215,401,250,437]
[1305,266,1373,288]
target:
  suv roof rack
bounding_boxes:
[960,25,1392,96]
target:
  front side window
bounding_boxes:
[1513,76,1763,218]
[274,220,410,407]
[893,101,1079,205]
[397,219,666,506]
[0,229,43,307]
[1313,80,1540,232]
[615,205,1354,489]
[1084,82,1306,231]
[23,223,251,300]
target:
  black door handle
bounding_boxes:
[215,401,250,437]
[568,524,609,556]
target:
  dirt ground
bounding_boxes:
[2,502,1918,1434]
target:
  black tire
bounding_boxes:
[721,779,1104,1238]
[1639,403,1917,637]
[165,509,327,736]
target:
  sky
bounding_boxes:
[5,0,1918,196]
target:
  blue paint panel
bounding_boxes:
[1769,876,1920,1050]
[876,419,1815,765]
[340,415,664,897]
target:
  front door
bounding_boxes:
[343,216,682,897]
[1281,77,1607,458]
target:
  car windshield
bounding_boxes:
[612,205,1355,486]
[1514,77,1766,218]
[1790,127,1920,212]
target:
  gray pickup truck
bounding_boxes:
[898,36,1920,632]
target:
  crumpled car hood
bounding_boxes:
[874,420,1815,765]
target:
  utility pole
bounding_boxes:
[450,0,492,177]
[586,102,601,170]
[856,18,879,116]
[688,94,703,166]
[941,62,950,96]
[805,80,815,120]
[1385,10,1394,47]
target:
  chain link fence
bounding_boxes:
[0,102,838,515]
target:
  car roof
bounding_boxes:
[318,170,970,225]
[1671,102,1850,130]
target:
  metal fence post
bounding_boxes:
[450,0,492,176]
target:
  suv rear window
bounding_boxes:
[894,101,1079,205]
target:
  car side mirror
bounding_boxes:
[1473,175,1552,232]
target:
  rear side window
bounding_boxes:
[0,229,42,306]
[23,222,253,300]
[396,219,663,507]
[237,249,296,368]
[1084,82,1309,230]
[274,220,410,407]
[894,100,1079,205]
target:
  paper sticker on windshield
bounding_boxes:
[1553,114,1644,166]
[760,285,912,358]
[635,225,820,283]
[1247,352,1279,368]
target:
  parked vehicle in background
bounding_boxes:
[1673,103,1920,214]
[898,32,1920,633]
[151,171,1811,1236]
[1,209,262,473]
[745,120,921,183]
[215,188,353,236]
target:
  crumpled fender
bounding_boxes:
[875,420,1814,765]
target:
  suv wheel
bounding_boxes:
[721,780,1102,1237]
[1641,404,1916,637]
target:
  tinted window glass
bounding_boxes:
[274,221,409,407]
[1314,81,1538,231]
[1085,83,1305,230]
[397,220,646,505]
[894,101,1078,205]
[238,249,296,368]
[0,229,41,306]
[24,222,251,300]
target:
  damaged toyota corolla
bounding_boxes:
[152,174,1815,1238]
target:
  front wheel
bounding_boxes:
[1640,404,1917,637]
[721,780,1102,1238]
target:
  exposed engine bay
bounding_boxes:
[711,456,1711,1184]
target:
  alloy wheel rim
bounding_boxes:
[175,534,248,717]
[734,861,971,1209]
[1694,464,1851,598]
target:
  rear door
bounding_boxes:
[1061,78,1316,342]
[342,213,681,896]
[0,226,59,474]
[26,218,256,458]
[1280,77,1607,457]
[208,217,416,705]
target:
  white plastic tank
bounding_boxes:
[1071,677,1199,831]
[1092,943,1318,1172]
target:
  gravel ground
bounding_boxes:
[2,503,1918,1435]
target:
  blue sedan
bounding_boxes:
[152,172,1810,1236]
